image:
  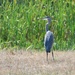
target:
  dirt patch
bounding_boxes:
[0,50,75,75]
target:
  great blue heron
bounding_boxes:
[43,16,54,61]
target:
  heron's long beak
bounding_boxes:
[42,18,47,21]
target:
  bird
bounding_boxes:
[43,16,54,61]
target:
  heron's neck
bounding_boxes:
[46,22,50,32]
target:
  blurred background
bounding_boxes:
[0,0,75,50]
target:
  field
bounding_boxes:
[0,50,75,75]
[0,1,75,74]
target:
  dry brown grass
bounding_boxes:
[0,50,75,75]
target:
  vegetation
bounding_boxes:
[0,51,75,75]
[0,0,75,50]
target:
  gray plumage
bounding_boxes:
[43,16,54,61]
[44,31,53,52]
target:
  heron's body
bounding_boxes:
[44,31,54,53]
[43,16,54,61]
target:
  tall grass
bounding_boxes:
[0,0,75,50]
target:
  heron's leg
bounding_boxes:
[46,52,48,61]
[52,51,54,60]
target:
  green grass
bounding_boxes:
[0,0,75,50]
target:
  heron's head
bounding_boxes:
[43,16,51,23]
